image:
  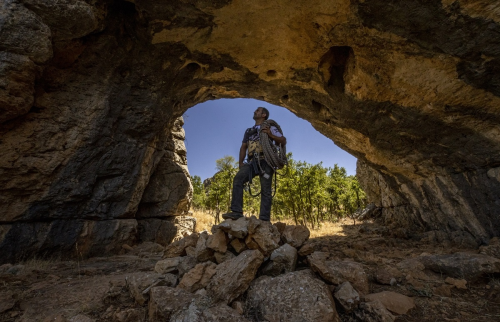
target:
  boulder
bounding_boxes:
[148,287,195,321]
[177,262,217,293]
[125,272,167,305]
[419,252,500,280]
[273,222,286,235]
[281,225,310,248]
[261,243,297,276]
[177,256,198,277]
[195,231,215,262]
[245,218,280,256]
[214,251,236,264]
[230,239,247,254]
[308,252,369,294]
[163,232,199,258]
[219,217,249,239]
[206,249,264,304]
[246,269,340,322]
[374,267,399,286]
[334,281,360,313]
[298,242,315,256]
[355,300,395,322]
[170,301,250,322]
[206,229,228,253]
[365,291,415,315]
[155,257,181,274]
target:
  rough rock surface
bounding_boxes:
[281,225,310,248]
[163,232,199,258]
[308,251,369,294]
[171,301,250,322]
[207,249,264,304]
[246,269,340,322]
[261,243,297,276]
[355,300,395,322]
[365,291,416,315]
[245,217,281,256]
[148,286,194,322]
[218,217,249,239]
[334,281,360,313]
[177,262,217,293]
[195,231,215,262]
[0,0,500,258]
[419,252,500,280]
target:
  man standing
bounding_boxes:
[222,107,286,221]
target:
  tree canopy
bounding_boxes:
[191,154,367,228]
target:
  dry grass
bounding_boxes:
[191,210,217,232]
[191,209,352,238]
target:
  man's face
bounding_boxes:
[253,107,265,120]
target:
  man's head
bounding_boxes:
[253,107,269,121]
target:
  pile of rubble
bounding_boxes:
[135,217,416,321]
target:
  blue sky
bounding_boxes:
[183,98,357,181]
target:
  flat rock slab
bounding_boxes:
[308,252,369,294]
[207,249,264,304]
[365,291,415,315]
[246,269,340,322]
[419,252,500,280]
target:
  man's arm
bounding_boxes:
[239,143,248,168]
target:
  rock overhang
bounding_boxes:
[0,0,499,261]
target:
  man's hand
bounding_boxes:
[261,125,271,136]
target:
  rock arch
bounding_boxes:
[1,0,499,261]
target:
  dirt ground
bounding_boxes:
[1,218,499,322]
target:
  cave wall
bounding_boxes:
[0,0,499,260]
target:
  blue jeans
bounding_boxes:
[230,159,274,221]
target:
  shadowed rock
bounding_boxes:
[308,252,370,294]
[177,262,217,293]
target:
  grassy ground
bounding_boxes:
[191,209,351,238]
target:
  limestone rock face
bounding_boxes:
[246,270,340,322]
[1,0,500,259]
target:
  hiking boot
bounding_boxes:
[222,212,244,220]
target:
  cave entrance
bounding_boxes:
[182,98,363,231]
